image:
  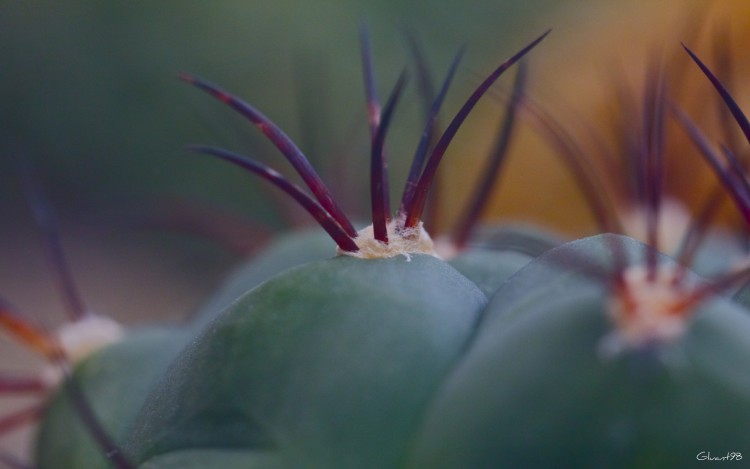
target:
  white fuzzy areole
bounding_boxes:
[57,314,125,363]
[337,219,439,259]
[602,263,693,356]
[39,314,125,388]
[619,198,691,255]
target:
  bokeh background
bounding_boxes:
[2,0,750,460]
[1,0,570,327]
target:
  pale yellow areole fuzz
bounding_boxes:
[40,314,125,387]
[337,218,440,260]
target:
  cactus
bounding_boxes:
[9,22,750,469]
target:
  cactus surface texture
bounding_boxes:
[5,17,750,469]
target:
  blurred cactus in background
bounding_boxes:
[3,0,750,467]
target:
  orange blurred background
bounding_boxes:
[3,0,750,459]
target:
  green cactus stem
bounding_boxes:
[34,23,750,469]
[33,28,550,468]
[125,255,487,467]
[408,235,750,468]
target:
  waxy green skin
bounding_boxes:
[33,227,537,468]
[410,292,750,468]
[409,235,750,468]
[191,229,336,328]
[125,254,487,467]
[35,235,750,468]
[35,328,191,469]
[193,224,555,326]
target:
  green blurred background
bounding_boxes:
[3,0,734,330]
[1,0,739,461]
[0,0,571,215]
[0,0,579,326]
[0,1,567,460]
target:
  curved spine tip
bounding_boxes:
[187,145,359,252]
[404,30,550,228]
[180,73,357,237]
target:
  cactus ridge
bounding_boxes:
[20,21,750,469]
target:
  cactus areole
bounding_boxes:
[179,29,549,260]
[31,28,750,469]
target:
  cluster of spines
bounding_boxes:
[8,23,750,469]
[181,30,550,252]
[0,30,551,467]
[0,166,134,468]
[524,42,750,330]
